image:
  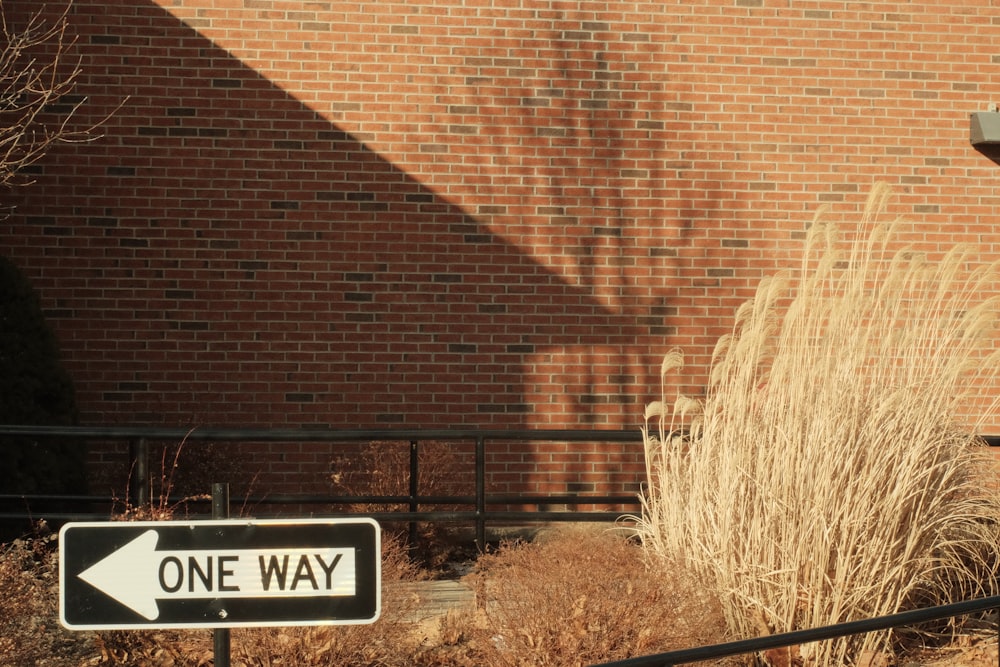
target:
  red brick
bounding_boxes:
[6,0,1000,496]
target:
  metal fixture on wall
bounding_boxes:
[970,105,1000,145]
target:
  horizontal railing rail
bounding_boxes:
[0,425,643,545]
[586,436,1000,667]
[590,592,1000,666]
[6,425,1000,664]
[0,424,639,442]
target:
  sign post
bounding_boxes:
[212,483,231,667]
[59,517,380,630]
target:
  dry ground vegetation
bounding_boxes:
[0,523,994,667]
[1,523,734,667]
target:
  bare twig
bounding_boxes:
[0,1,119,188]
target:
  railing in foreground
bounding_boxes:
[590,438,1000,667]
[591,592,1000,666]
[0,425,642,546]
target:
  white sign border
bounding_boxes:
[59,517,381,630]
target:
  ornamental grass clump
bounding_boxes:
[637,184,1000,665]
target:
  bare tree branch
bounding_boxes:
[0,1,119,188]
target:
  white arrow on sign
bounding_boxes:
[78,529,356,621]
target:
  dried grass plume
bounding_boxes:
[637,184,1000,665]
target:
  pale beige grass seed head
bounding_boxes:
[636,183,1000,665]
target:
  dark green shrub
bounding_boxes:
[0,256,85,505]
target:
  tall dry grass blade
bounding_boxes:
[636,184,1000,665]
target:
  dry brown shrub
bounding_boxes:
[110,432,247,522]
[420,524,731,667]
[331,439,475,568]
[83,533,427,666]
[0,526,67,663]
[230,532,427,666]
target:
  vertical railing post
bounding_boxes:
[408,439,419,547]
[212,482,231,667]
[475,434,485,549]
[128,438,150,510]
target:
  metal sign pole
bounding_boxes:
[212,483,231,667]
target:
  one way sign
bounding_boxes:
[59,518,380,630]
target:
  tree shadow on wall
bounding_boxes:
[8,1,672,501]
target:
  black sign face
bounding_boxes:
[59,518,380,630]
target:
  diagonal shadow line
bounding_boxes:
[9,0,658,431]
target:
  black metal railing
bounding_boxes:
[5,425,1000,665]
[0,425,643,546]
[590,592,1000,666]
[587,434,1000,666]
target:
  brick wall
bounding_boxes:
[5,0,1000,498]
